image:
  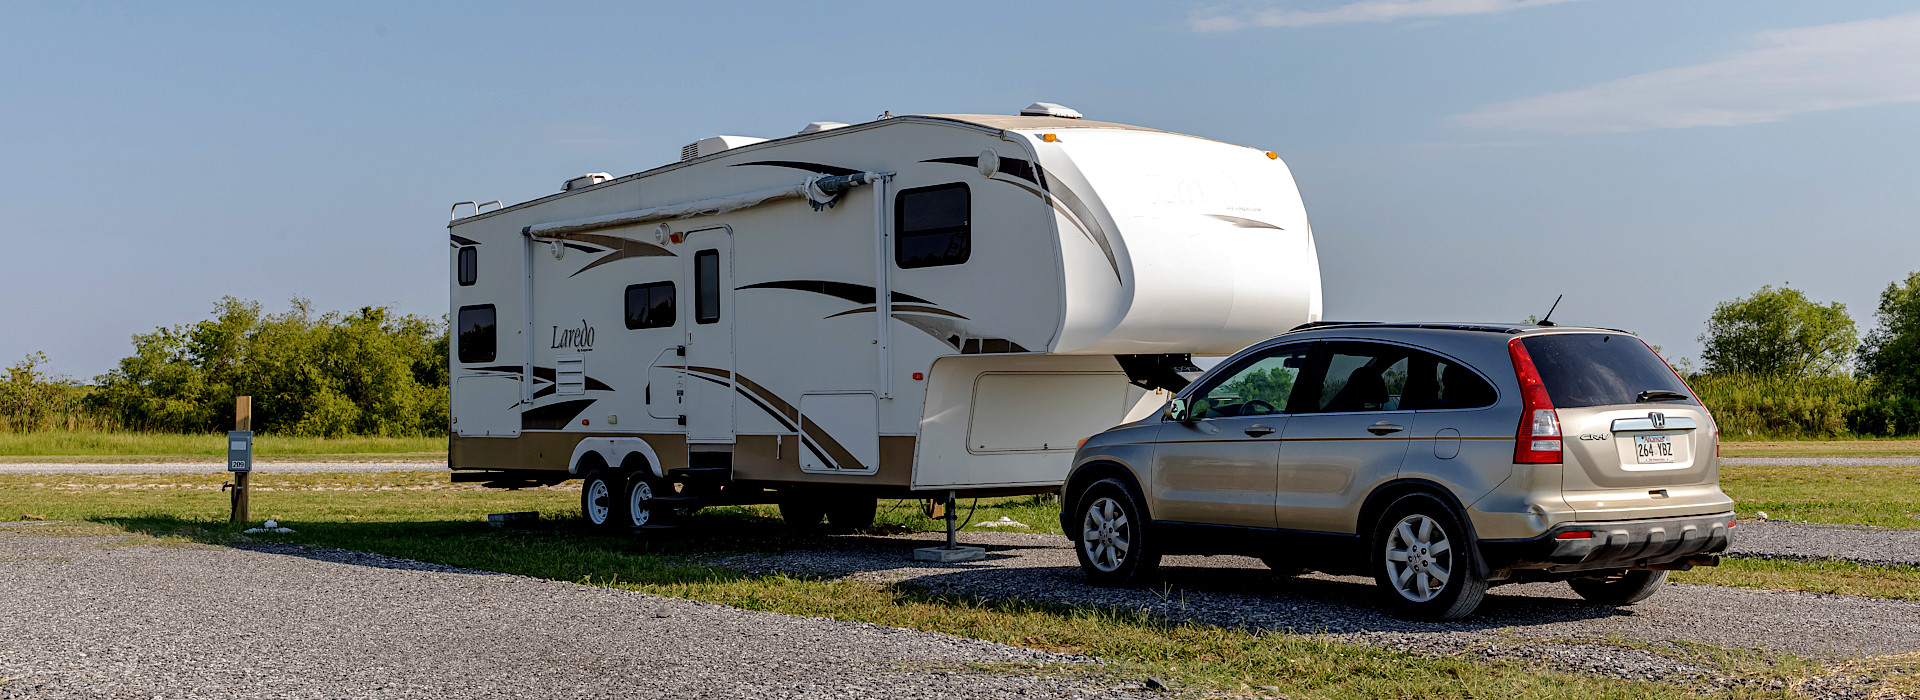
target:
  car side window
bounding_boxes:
[1419,355,1498,410]
[1191,345,1311,419]
[1312,343,1411,413]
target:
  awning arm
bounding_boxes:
[522,172,893,238]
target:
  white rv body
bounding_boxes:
[447,111,1321,502]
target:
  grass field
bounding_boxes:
[0,474,1872,700]
[0,431,445,462]
[1718,462,1920,528]
[1720,439,1920,458]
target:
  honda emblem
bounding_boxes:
[1649,412,1666,429]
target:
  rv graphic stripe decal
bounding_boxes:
[1207,214,1284,230]
[566,235,678,278]
[736,280,931,305]
[521,399,596,430]
[822,304,968,321]
[731,160,864,177]
[1044,181,1123,283]
[674,365,866,471]
[920,156,1048,191]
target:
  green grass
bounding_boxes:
[1718,462,1920,528]
[1675,557,1920,601]
[1720,439,1920,458]
[0,430,446,461]
[0,471,1871,699]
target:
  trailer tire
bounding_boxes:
[623,474,671,529]
[825,496,878,531]
[779,496,827,531]
[579,469,625,530]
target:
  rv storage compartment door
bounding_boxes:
[913,356,1137,490]
[967,373,1131,453]
[647,348,684,420]
[799,393,879,475]
[455,375,522,437]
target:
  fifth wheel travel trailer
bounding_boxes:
[446,102,1323,532]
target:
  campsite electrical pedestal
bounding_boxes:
[913,491,985,563]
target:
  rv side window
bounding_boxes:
[456,305,496,363]
[895,183,970,269]
[457,247,477,286]
[694,250,720,324]
[624,282,676,330]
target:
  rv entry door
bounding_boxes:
[683,229,735,443]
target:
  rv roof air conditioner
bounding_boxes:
[798,121,849,134]
[563,173,612,191]
[1020,102,1082,119]
[679,135,769,162]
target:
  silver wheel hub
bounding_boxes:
[585,480,611,524]
[1384,513,1454,603]
[1080,497,1132,573]
[629,481,654,527]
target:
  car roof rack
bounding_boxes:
[1284,321,1631,335]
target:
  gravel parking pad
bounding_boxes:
[0,533,1151,699]
[0,461,446,475]
[715,531,1920,670]
[1729,520,1920,567]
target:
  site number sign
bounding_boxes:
[227,431,253,473]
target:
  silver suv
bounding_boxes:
[1062,323,1734,619]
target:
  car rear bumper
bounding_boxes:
[1478,511,1735,574]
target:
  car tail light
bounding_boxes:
[1555,531,1593,540]
[1509,338,1561,464]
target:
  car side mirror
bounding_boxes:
[1167,398,1193,423]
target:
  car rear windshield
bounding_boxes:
[1519,333,1696,408]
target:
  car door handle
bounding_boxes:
[1244,424,1276,437]
[1367,422,1404,435]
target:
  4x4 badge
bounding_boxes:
[1649,412,1666,429]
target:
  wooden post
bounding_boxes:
[230,397,251,524]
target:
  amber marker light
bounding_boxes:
[1265,151,1280,159]
[1042,133,1059,142]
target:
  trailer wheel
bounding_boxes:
[778,495,827,531]
[824,496,877,531]
[579,469,625,530]
[623,474,670,529]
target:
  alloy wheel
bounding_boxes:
[1383,513,1454,603]
[1081,497,1131,572]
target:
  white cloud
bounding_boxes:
[1455,13,1920,133]
[1190,0,1588,31]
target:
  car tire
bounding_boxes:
[1072,478,1160,587]
[579,469,625,530]
[1370,493,1487,620]
[1568,569,1668,605]
[623,473,670,529]
[824,496,878,531]
[779,493,828,531]
[1259,554,1308,577]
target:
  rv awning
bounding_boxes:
[523,171,890,238]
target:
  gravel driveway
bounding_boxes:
[1730,519,1920,567]
[0,531,1152,699]
[715,531,1920,679]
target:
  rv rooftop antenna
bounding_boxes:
[1537,295,1563,327]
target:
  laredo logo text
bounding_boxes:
[551,320,595,350]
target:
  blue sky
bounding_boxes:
[3,0,1917,378]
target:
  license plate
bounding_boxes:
[1634,434,1676,464]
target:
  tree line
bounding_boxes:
[5,274,1920,439]
[1,298,446,436]
[1691,271,1920,438]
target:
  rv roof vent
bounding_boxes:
[679,135,769,162]
[564,173,612,191]
[798,121,849,134]
[1020,102,1082,119]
